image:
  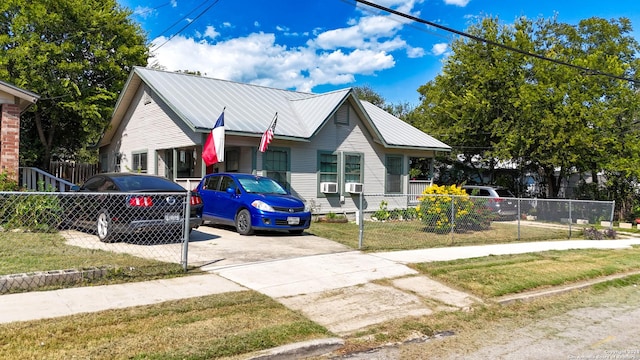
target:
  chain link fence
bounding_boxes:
[0,191,195,294]
[355,194,616,250]
[1,191,618,293]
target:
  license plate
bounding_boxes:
[287,217,300,225]
[165,213,180,221]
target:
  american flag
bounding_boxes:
[259,113,277,152]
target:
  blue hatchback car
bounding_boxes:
[195,173,311,235]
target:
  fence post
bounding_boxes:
[517,198,521,241]
[609,201,615,230]
[358,192,364,249]
[450,196,455,243]
[181,191,191,271]
[568,199,572,239]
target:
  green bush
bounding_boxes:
[417,184,493,233]
[373,200,390,221]
[0,171,19,191]
[1,181,63,233]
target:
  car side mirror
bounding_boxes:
[226,187,235,194]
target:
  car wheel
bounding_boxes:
[235,209,254,235]
[96,210,117,243]
[289,229,304,235]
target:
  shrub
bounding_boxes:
[373,200,390,221]
[416,184,495,233]
[582,226,617,240]
[0,171,19,191]
[1,181,63,233]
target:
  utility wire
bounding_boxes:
[151,0,222,51]
[354,0,640,85]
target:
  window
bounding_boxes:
[263,147,290,190]
[318,150,338,182]
[219,175,237,193]
[343,153,363,184]
[132,151,148,173]
[386,155,402,193]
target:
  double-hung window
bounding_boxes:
[318,151,338,184]
[132,151,148,173]
[386,155,402,193]
[343,153,363,184]
[263,147,290,190]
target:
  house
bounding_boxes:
[0,81,39,182]
[99,67,450,213]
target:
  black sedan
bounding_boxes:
[65,173,203,243]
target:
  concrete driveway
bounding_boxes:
[186,224,353,269]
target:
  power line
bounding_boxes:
[151,0,222,51]
[354,0,640,85]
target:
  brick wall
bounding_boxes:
[0,103,20,181]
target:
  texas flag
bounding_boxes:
[202,112,225,166]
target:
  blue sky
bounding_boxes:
[116,0,640,106]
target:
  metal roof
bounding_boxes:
[102,66,451,151]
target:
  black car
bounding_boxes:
[65,173,203,243]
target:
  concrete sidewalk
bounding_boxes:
[2,239,640,329]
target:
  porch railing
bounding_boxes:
[19,167,76,192]
[408,179,433,204]
[175,178,202,191]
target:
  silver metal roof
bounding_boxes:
[103,66,450,151]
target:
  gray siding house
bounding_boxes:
[99,67,450,213]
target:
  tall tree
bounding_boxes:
[0,0,148,167]
[414,15,640,198]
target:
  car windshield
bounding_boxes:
[112,176,185,192]
[237,177,287,195]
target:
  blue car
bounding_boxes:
[195,173,311,235]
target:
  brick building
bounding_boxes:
[0,81,39,181]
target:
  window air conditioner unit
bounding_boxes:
[345,182,363,193]
[320,182,338,193]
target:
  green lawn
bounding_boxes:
[309,220,572,251]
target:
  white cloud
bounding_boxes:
[203,26,219,40]
[133,6,154,19]
[170,0,177,8]
[407,46,425,58]
[149,0,426,93]
[432,43,448,56]
[444,0,470,7]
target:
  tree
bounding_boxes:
[414,15,640,200]
[353,85,386,107]
[0,0,148,167]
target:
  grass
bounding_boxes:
[3,230,640,358]
[3,221,640,358]
[309,220,571,250]
[329,250,640,358]
[0,291,331,359]
[0,232,190,288]
[334,277,640,358]
[412,246,640,297]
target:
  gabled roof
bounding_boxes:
[101,66,450,151]
[0,80,40,112]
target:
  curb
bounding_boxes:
[246,337,345,360]
[495,270,640,305]
[0,267,109,294]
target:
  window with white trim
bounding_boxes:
[132,151,148,173]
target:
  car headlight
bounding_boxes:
[304,202,311,212]
[251,200,274,212]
